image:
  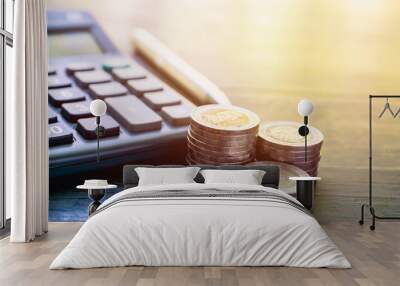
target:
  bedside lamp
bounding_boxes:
[297,99,314,163]
[90,99,107,163]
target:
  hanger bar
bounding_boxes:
[370,95,400,98]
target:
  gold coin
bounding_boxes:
[257,139,323,154]
[185,155,197,166]
[264,152,320,163]
[188,133,255,154]
[291,162,320,174]
[190,124,257,140]
[190,120,259,136]
[257,139,322,154]
[258,121,323,150]
[189,128,257,148]
[186,152,254,165]
[191,104,260,134]
[188,142,253,158]
[303,165,319,176]
[291,160,320,170]
[247,161,309,195]
[188,149,255,164]
[257,143,321,161]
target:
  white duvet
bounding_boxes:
[50,183,350,269]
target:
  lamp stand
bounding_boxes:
[95,116,105,163]
[304,115,308,163]
[298,116,309,163]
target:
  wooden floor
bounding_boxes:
[0,220,399,286]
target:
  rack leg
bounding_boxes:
[370,206,376,231]
[359,203,376,230]
[359,204,366,225]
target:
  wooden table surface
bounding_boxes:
[47,0,400,200]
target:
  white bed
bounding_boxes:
[50,183,350,269]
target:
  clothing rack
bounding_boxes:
[359,95,400,230]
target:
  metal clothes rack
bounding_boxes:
[359,95,400,230]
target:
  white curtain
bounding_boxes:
[7,0,48,242]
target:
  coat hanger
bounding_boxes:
[394,106,400,118]
[378,97,395,118]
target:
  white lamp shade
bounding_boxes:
[90,99,107,116]
[298,99,314,116]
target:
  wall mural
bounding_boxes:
[46,1,400,223]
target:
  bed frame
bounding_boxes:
[123,164,280,189]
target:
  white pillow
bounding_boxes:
[135,167,200,186]
[200,169,266,185]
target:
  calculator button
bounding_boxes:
[142,90,182,111]
[160,104,194,126]
[48,108,58,123]
[111,67,147,82]
[126,76,164,96]
[76,115,120,139]
[61,101,92,122]
[48,66,57,75]
[88,81,128,99]
[66,62,95,75]
[49,88,86,107]
[102,58,131,72]
[105,95,162,132]
[74,70,112,88]
[49,122,73,146]
[48,75,72,89]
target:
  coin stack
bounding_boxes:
[257,121,324,176]
[186,104,260,165]
[247,161,309,196]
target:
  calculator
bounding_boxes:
[47,10,218,176]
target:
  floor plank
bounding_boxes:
[1,221,399,286]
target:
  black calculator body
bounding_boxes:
[48,10,196,176]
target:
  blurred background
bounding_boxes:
[47,0,400,221]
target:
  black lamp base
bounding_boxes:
[296,180,315,210]
[88,188,106,215]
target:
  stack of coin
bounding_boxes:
[186,104,260,165]
[257,121,323,176]
[247,161,309,196]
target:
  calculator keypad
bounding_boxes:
[112,66,147,82]
[76,115,120,139]
[48,66,57,75]
[160,104,193,126]
[143,90,182,111]
[105,95,162,132]
[88,81,128,99]
[49,57,196,161]
[74,70,112,88]
[126,76,164,96]
[49,122,73,146]
[66,62,96,75]
[102,58,131,72]
[49,88,86,107]
[48,108,58,123]
[61,101,92,122]
[48,75,72,89]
